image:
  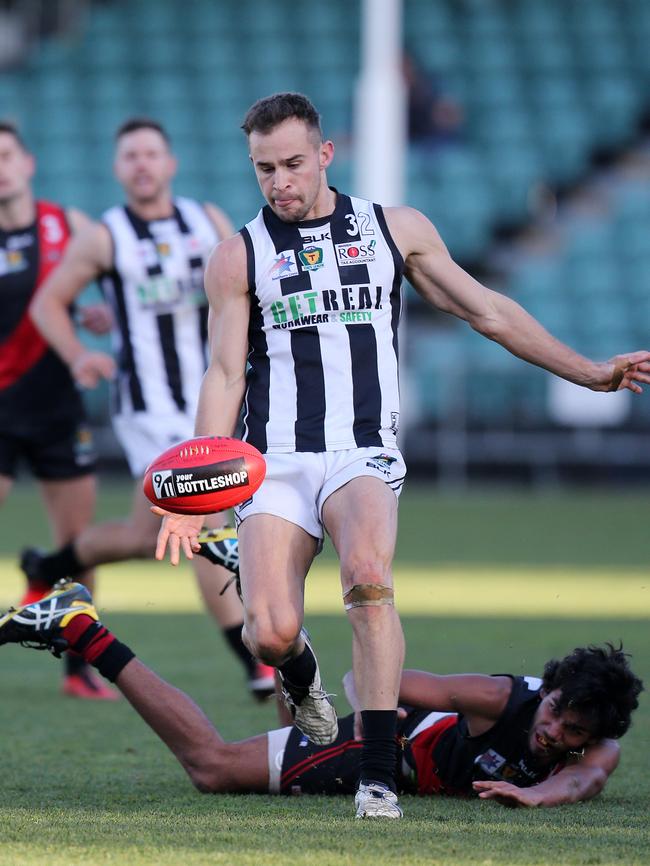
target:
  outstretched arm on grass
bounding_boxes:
[473,739,620,807]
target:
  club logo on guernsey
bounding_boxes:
[270,285,384,330]
[152,459,249,499]
[297,246,324,271]
[270,250,299,280]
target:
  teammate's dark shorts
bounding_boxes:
[279,714,363,795]
[0,418,96,480]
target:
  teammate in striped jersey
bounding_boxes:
[0,592,642,809]
[24,118,274,699]
[0,121,117,700]
[154,93,650,818]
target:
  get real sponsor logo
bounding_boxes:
[335,239,376,267]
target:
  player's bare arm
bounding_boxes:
[344,669,512,737]
[30,221,116,388]
[385,206,650,394]
[397,670,512,734]
[154,234,250,566]
[204,202,235,241]
[474,738,620,807]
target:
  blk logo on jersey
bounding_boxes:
[298,246,324,271]
[270,251,299,280]
[335,240,376,266]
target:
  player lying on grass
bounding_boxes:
[0,582,642,811]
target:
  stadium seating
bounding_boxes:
[1,0,648,433]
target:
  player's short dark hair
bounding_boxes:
[115,117,171,146]
[0,120,29,151]
[241,92,322,139]
[542,643,643,739]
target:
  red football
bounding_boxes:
[143,436,266,515]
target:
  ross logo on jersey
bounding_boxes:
[156,242,171,257]
[298,246,324,271]
[270,250,299,280]
[335,240,376,267]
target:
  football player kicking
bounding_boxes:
[0,582,642,813]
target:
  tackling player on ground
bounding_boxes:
[0,582,642,810]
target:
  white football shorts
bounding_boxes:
[267,725,292,793]
[112,411,195,478]
[234,447,406,539]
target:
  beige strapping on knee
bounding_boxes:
[343,583,394,611]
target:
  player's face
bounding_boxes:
[249,118,334,222]
[0,133,34,205]
[529,689,596,760]
[114,128,176,204]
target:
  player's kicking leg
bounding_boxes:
[323,477,405,819]
[0,582,270,793]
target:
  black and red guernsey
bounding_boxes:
[0,201,83,432]
[278,676,565,796]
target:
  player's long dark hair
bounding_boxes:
[542,643,643,739]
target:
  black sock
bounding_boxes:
[223,624,256,676]
[39,543,85,583]
[359,709,398,793]
[64,652,88,676]
[278,640,317,705]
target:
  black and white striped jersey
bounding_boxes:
[100,197,219,417]
[241,191,404,453]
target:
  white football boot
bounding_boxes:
[355,781,403,819]
[279,629,338,745]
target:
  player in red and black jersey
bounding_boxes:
[0,122,115,700]
[0,586,642,811]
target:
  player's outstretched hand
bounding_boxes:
[71,350,116,388]
[152,507,203,566]
[78,303,114,334]
[473,780,542,807]
[592,350,650,393]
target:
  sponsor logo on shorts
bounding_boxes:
[152,458,249,499]
[73,425,95,466]
[365,453,397,477]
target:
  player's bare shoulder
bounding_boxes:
[204,232,249,303]
[383,205,448,262]
[203,201,235,240]
[66,218,114,274]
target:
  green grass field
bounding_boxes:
[0,481,648,865]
